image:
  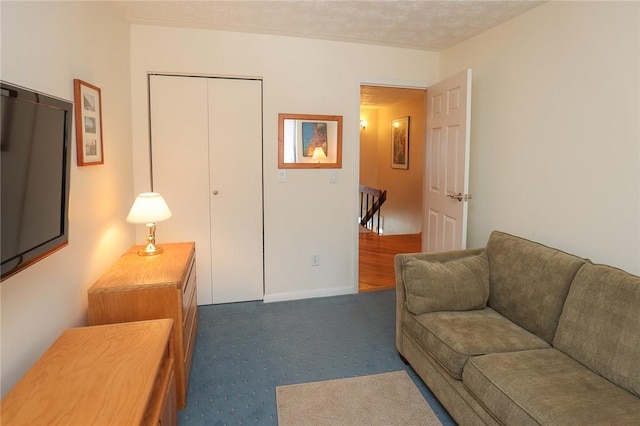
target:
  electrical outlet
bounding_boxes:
[311,252,320,266]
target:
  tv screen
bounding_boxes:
[1,81,72,281]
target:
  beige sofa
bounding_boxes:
[395,231,640,425]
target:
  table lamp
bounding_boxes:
[126,192,172,256]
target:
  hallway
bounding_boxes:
[358,230,422,292]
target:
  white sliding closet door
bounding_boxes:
[150,75,263,305]
[208,78,263,304]
[150,76,211,304]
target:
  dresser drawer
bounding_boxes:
[183,306,197,389]
[182,257,196,323]
[181,256,197,392]
[142,337,176,425]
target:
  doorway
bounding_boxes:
[358,85,426,292]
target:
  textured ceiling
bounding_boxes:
[115,0,544,51]
[115,0,544,107]
[361,85,425,107]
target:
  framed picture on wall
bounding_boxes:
[301,121,328,158]
[74,79,104,166]
[278,113,343,168]
[391,116,409,169]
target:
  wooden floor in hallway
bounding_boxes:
[358,229,422,292]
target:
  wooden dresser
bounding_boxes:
[87,242,197,409]
[1,319,176,426]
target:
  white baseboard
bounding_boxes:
[263,286,356,303]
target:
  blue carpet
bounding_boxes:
[179,290,456,425]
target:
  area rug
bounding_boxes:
[276,370,442,425]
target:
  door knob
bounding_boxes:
[447,192,472,202]
[213,190,219,195]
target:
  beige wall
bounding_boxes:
[1,2,135,395]
[440,1,640,274]
[130,26,439,302]
[377,96,426,235]
[359,95,426,235]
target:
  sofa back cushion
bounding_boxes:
[486,231,586,343]
[553,263,640,397]
[401,253,490,315]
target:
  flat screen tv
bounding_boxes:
[1,81,72,281]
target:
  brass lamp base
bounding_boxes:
[137,244,164,256]
[137,222,164,256]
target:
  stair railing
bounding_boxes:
[359,184,387,234]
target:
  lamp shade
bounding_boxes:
[312,146,327,162]
[126,192,172,224]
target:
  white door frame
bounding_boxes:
[352,77,429,294]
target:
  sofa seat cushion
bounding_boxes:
[463,348,640,425]
[404,308,549,380]
[401,253,490,315]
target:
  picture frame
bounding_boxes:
[73,79,104,166]
[391,116,409,169]
[278,113,343,169]
[301,121,328,158]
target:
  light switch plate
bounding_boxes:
[278,170,287,183]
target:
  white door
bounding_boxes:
[150,75,212,304]
[423,69,472,252]
[150,75,264,305]
[208,79,264,303]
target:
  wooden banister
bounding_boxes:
[359,185,387,234]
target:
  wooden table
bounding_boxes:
[1,319,176,426]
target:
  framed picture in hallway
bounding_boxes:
[391,116,409,169]
[74,79,104,166]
